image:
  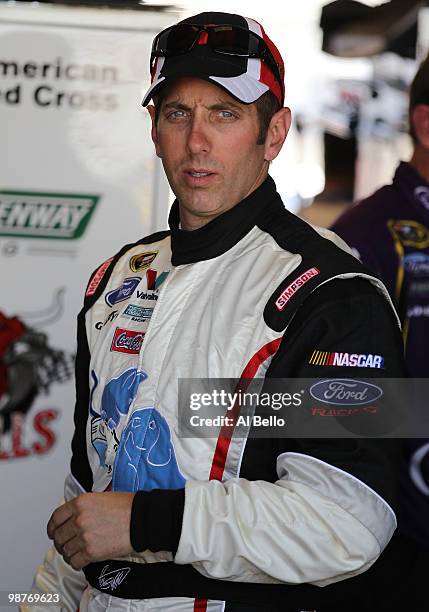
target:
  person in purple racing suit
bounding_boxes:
[332,53,429,606]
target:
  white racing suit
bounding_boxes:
[27,176,406,611]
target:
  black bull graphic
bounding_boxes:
[0,288,75,432]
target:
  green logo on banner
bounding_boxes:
[0,191,99,239]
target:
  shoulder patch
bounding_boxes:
[85,231,170,300]
[309,350,385,369]
[86,257,114,296]
[259,208,368,332]
[275,267,320,311]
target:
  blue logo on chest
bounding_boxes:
[105,277,141,307]
[112,407,185,492]
[91,367,185,492]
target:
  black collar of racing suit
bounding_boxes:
[168,174,282,266]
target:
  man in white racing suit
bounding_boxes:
[26,11,407,612]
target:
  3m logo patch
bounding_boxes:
[309,350,384,369]
[86,258,114,296]
[275,267,320,311]
[111,328,144,354]
[129,251,158,273]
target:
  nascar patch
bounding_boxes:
[275,267,320,311]
[129,251,158,273]
[111,328,144,354]
[309,350,384,369]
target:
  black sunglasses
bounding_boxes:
[151,23,284,101]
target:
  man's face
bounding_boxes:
[149,78,269,230]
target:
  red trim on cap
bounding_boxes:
[209,337,282,481]
[198,31,209,45]
[259,22,285,105]
[193,599,208,611]
[260,60,282,106]
[151,57,158,82]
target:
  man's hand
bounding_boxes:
[47,492,134,570]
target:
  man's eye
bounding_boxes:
[167,110,187,119]
[219,110,235,118]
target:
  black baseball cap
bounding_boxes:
[142,12,285,107]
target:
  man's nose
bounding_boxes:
[186,116,211,155]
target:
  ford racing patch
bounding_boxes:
[105,277,141,307]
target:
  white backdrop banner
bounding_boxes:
[0,1,174,594]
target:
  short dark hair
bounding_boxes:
[153,92,163,125]
[409,53,429,143]
[255,90,281,144]
[153,88,280,145]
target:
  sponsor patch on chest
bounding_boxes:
[122,304,153,322]
[110,328,145,354]
[309,350,384,369]
[129,251,158,272]
[105,277,141,307]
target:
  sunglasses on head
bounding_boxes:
[151,23,284,101]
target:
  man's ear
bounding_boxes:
[147,104,162,158]
[264,107,292,162]
[411,104,429,150]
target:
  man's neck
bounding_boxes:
[178,166,270,231]
[409,145,429,185]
